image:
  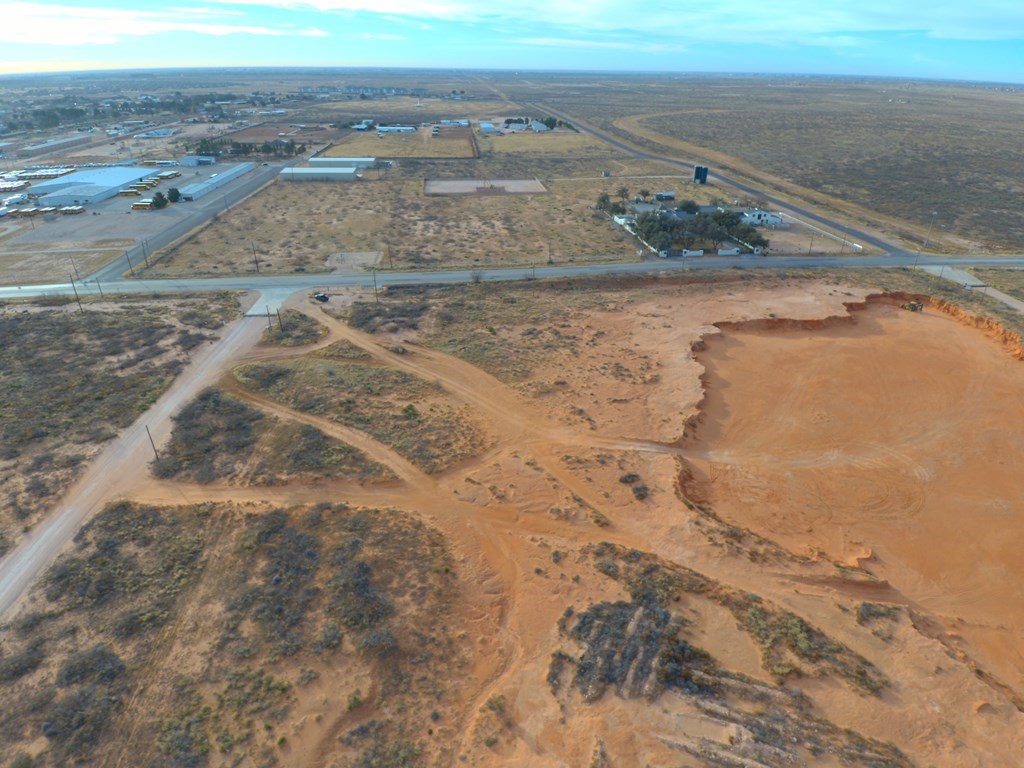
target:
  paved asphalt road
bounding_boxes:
[6,253,1024,316]
[86,162,285,284]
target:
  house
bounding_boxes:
[529,120,549,132]
[741,208,786,228]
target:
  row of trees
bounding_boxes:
[191,138,306,157]
[632,209,769,251]
[597,188,768,251]
[502,116,576,131]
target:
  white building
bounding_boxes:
[741,209,786,228]
[376,126,416,134]
[279,167,359,182]
[309,157,375,168]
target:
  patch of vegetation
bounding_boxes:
[154,387,394,484]
[581,542,888,695]
[4,498,464,765]
[235,359,487,473]
[349,300,430,334]
[0,502,208,763]
[0,308,191,527]
[550,598,717,702]
[152,387,264,483]
[549,540,909,766]
[261,308,328,346]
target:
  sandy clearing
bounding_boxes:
[689,299,1024,699]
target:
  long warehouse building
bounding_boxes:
[32,166,155,206]
[279,167,359,182]
[178,163,255,201]
[308,156,375,168]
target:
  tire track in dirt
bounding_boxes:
[222,378,431,490]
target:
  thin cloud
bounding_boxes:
[516,37,682,53]
[203,0,1024,44]
[360,32,407,40]
[0,2,322,45]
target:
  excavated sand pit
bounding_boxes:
[688,295,1024,699]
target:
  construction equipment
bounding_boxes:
[900,301,924,312]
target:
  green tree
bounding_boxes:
[596,192,611,211]
[166,187,180,203]
[639,189,651,202]
[676,199,700,214]
[616,186,629,204]
[152,192,168,209]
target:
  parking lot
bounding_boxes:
[0,162,283,284]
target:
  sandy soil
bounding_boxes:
[7,280,1024,766]
[687,297,1024,701]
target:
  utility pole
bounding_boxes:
[145,425,159,461]
[266,306,272,330]
[69,275,84,314]
[69,255,81,280]
[372,267,379,304]
[807,231,814,256]
[125,251,136,277]
[923,211,938,250]
[251,240,260,272]
[142,239,150,268]
[276,308,284,331]
[95,278,104,300]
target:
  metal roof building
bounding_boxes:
[279,167,358,182]
[33,166,154,206]
[178,163,254,201]
[309,157,375,168]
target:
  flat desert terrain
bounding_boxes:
[5,274,1024,767]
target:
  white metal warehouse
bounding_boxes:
[178,163,254,201]
[308,157,375,168]
[32,166,154,206]
[279,168,359,182]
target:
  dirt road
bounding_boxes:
[0,315,266,617]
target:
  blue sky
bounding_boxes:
[2,0,1023,83]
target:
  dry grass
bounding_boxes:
[233,357,489,473]
[510,76,1024,251]
[479,130,610,157]
[324,128,475,159]
[147,175,639,275]
[0,294,237,554]
[0,500,466,767]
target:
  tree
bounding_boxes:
[616,186,629,204]
[676,199,700,214]
[639,189,651,202]
[152,192,168,209]
[596,192,611,211]
[166,187,180,203]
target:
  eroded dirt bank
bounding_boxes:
[687,294,1024,713]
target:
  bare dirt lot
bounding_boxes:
[7,275,1024,767]
[687,297,1024,701]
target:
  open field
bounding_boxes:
[221,122,342,145]
[6,273,1024,766]
[0,293,238,556]
[323,127,477,159]
[490,74,1024,252]
[146,175,640,275]
[478,130,611,157]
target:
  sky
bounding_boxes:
[1,0,1023,83]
